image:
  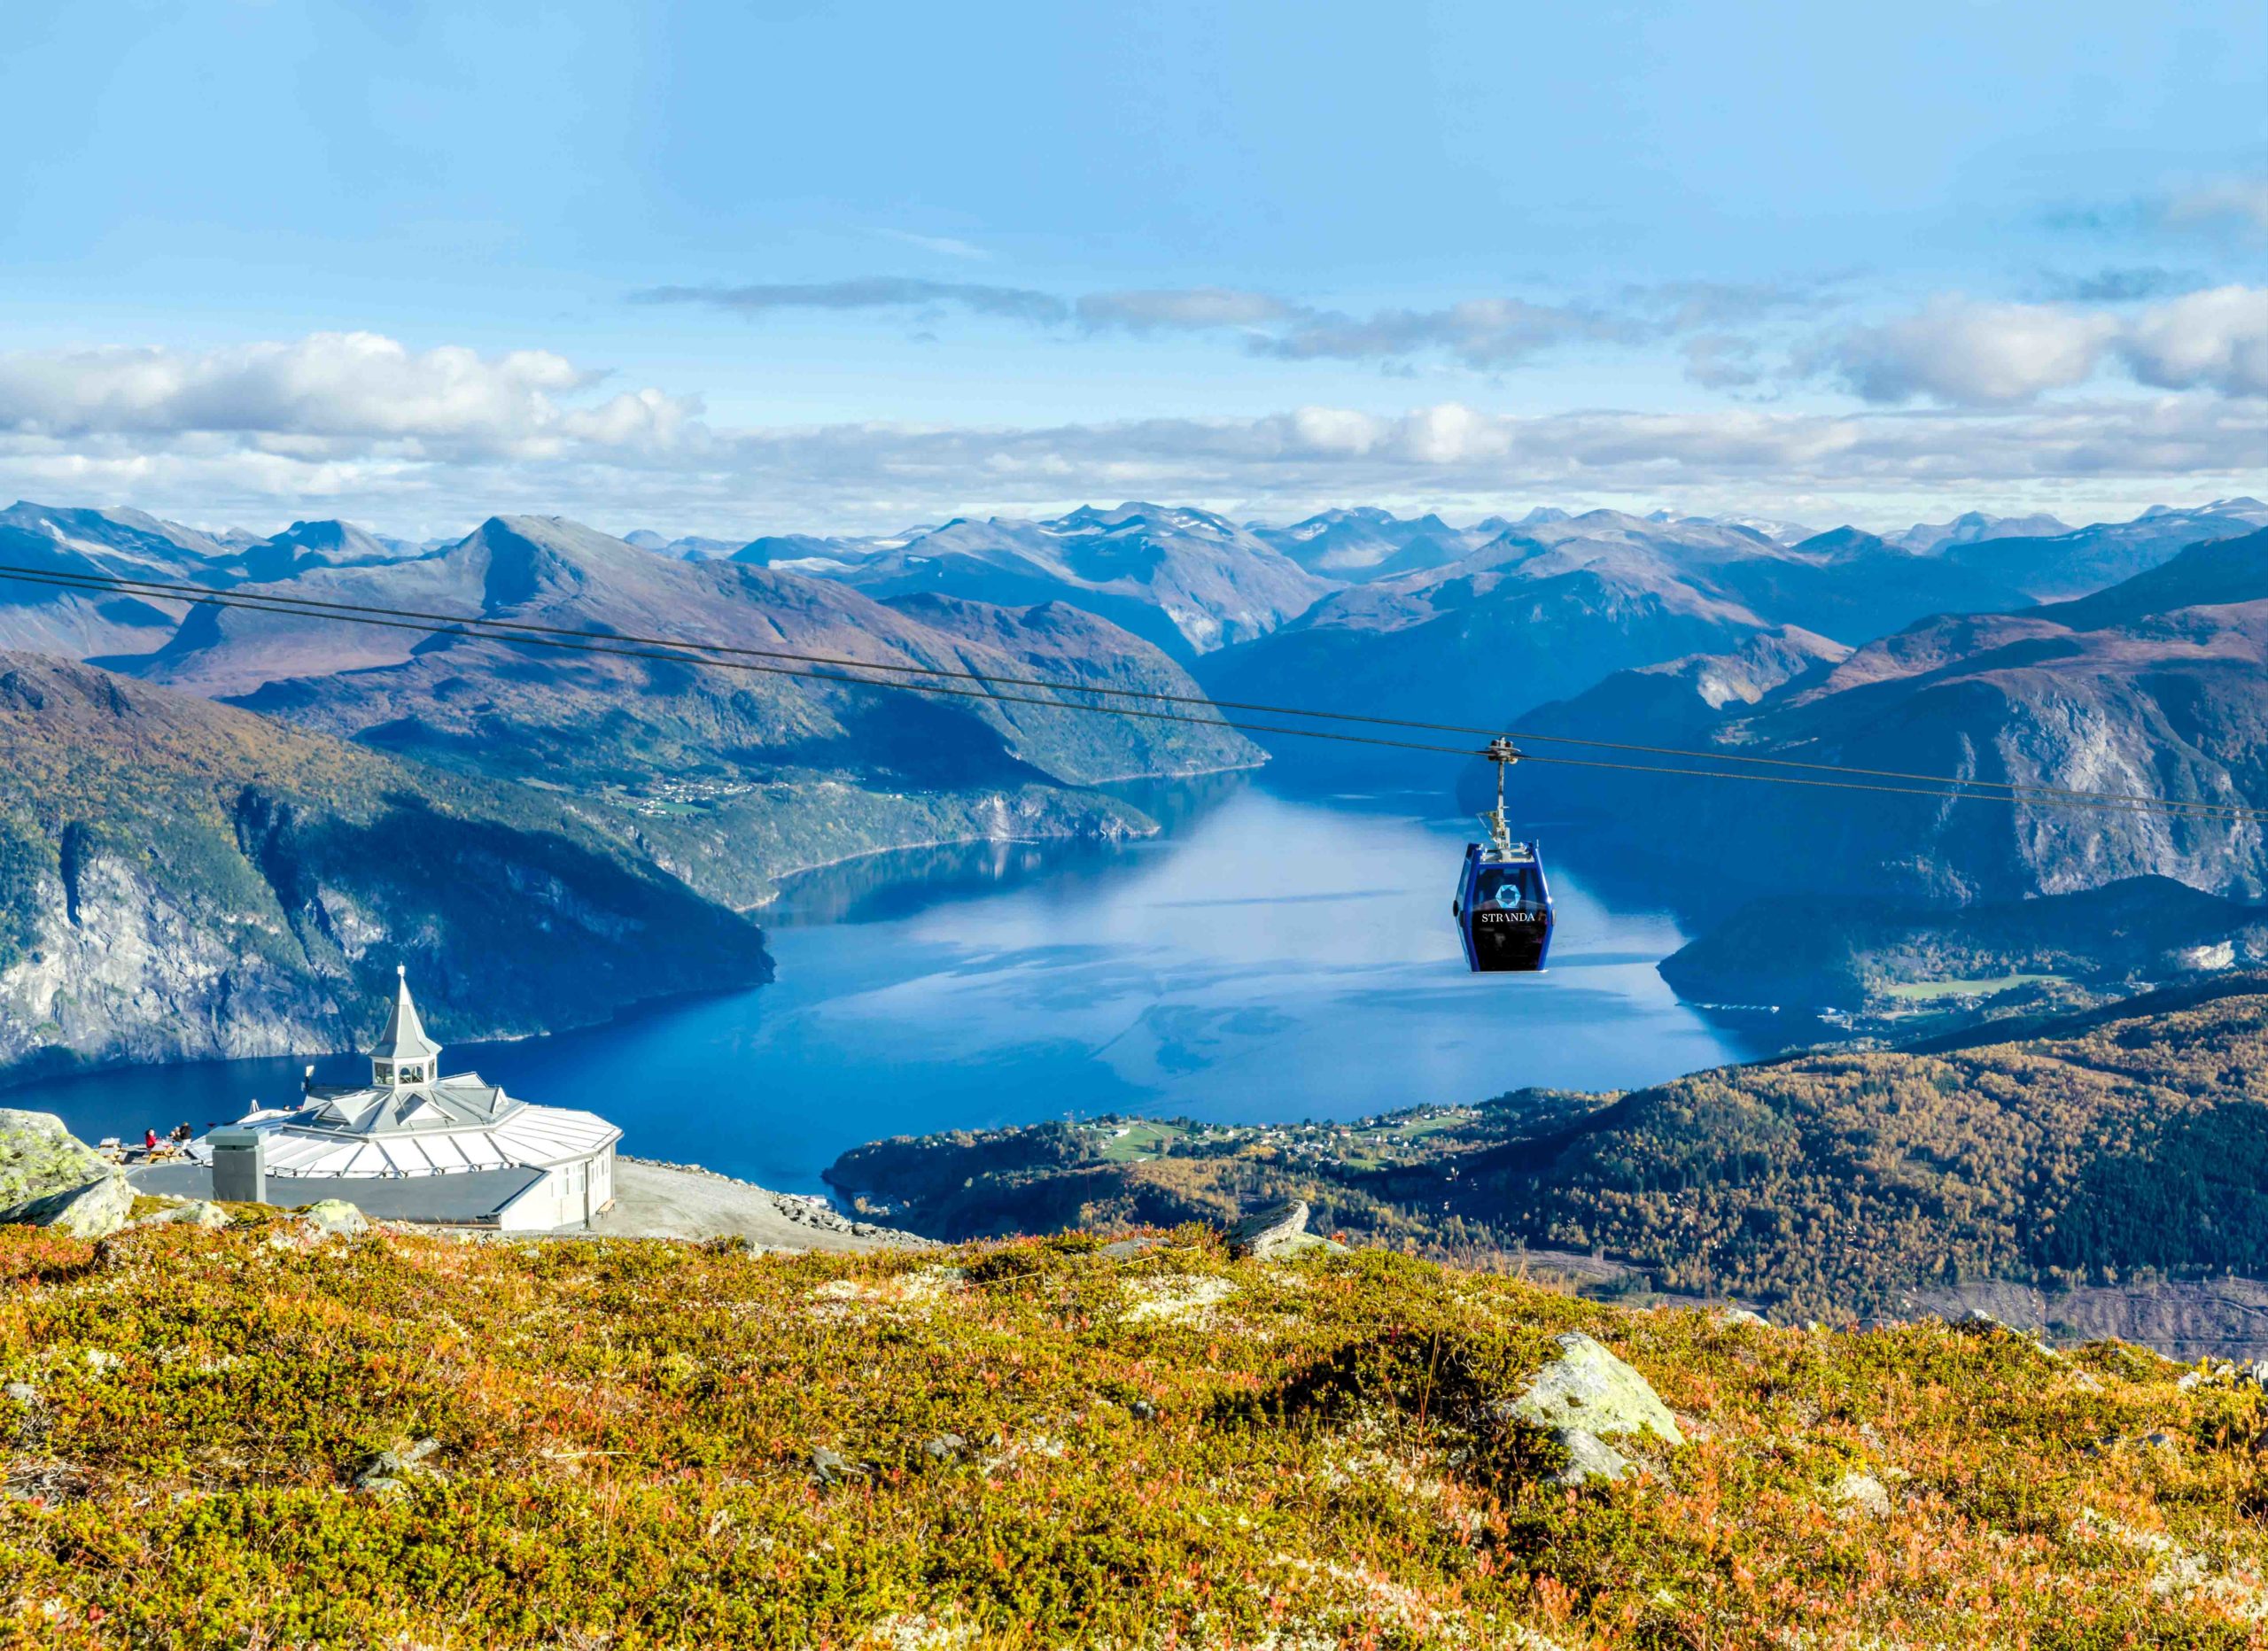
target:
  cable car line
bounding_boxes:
[4,559,2249,819]
[3,560,2265,825]
[5,560,2257,820]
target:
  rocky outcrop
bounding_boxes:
[0,1108,130,1238]
[136,1199,229,1230]
[0,836,346,1076]
[0,1107,114,1207]
[1500,1331,1685,1485]
[292,1199,369,1241]
[4,1174,133,1239]
[1227,1199,1348,1261]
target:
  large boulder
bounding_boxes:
[3,1172,133,1241]
[0,1109,113,1209]
[1502,1330,1686,1485]
[136,1199,229,1231]
[1227,1199,1348,1261]
[296,1199,369,1240]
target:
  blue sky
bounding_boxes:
[5,0,2268,536]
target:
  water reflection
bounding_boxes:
[3,777,1783,1196]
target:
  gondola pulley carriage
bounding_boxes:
[1452,736,1555,973]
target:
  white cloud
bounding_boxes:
[1818,285,2268,406]
[633,278,1072,325]
[6,329,2268,537]
[1682,333,1763,390]
[1822,300,2117,405]
[2117,285,2268,396]
[639,277,1697,369]
[0,333,694,456]
[867,228,991,261]
[1251,298,1616,369]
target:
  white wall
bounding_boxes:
[494,1146,617,1232]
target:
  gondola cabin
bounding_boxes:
[1454,735,1553,973]
[1454,839,1554,972]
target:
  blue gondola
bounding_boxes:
[1452,737,1554,973]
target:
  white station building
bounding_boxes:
[189,968,622,1231]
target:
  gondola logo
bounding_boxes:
[1495,886,1520,908]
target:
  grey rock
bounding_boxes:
[296,1199,369,1240]
[353,1436,441,1496]
[1502,1331,1685,1485]
[1,1172,132,1241]
[1831,1470,1892,1518]
[136,1199,229,1231]
[0,1110,113,1210]
[1551,1429,1635,1486]
[1505,1332,1686,1447]
[1128,1399,1157,1422]
[810,1446,861,1484]
[1100,1236,1164,1260]
[922,1434,967,1462]
[1227,1200,1348,1261]
[1711,1306,1769,1329]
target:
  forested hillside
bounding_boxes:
[833,978,2268,1319]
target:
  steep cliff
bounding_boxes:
[0,654,774,1082]
[1511,529,2268,903]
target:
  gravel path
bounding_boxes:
[586,1159,929,1252]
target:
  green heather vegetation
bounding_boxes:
[11,1214,2268,1646]
[834,979,2268,1319]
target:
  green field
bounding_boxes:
[1090,1120,1190,1161]
[1883,973,2065,1002]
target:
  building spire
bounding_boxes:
[369,965,442,1088]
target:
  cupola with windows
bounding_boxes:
[368,964,443,1089]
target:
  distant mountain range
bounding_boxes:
[4,487,2267,1013]
[1190,508,2053,771]
[0,506,1272,1079]
[1515,520,2268,904]
[106,514,1257,912]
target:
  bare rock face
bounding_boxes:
[0,1108,113,1208]
[0,845,333,1076]
[2,1170,132,1241]
[1502,1331,1685,1486]
[1227,1199,1348,1261]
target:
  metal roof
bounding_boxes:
[370,965,442,1064]
[239,1077,619,1179]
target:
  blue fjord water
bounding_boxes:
[4,778,1775,1198]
